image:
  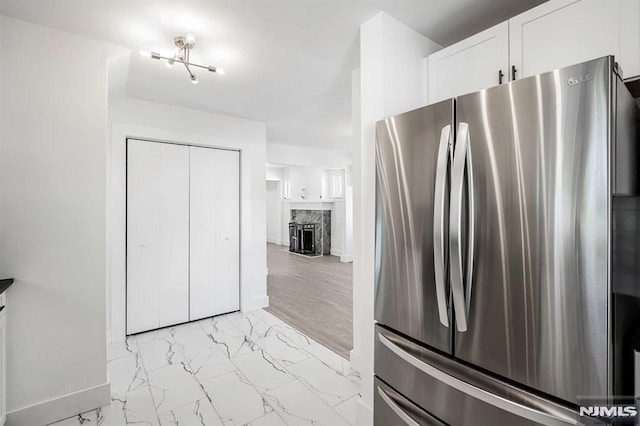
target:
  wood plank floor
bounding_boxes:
[265,243,353,359]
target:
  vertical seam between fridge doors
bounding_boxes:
[607,57,615,398]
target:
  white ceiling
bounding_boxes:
[0,0,545,152]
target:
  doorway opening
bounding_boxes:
[265,164,354,358]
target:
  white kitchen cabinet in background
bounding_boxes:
[189,147,240,321]
[510,0,640,79]
[428,22,509,103]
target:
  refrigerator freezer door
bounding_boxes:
[454,56,612,404]
[375,325,579,426]
[374,378,446,426]
[375,100,454,354]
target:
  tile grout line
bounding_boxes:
[181,317,251,424]
[115,309,359,426]
[284,364,357,425]
[223,328,287,423]
[241,310,358,425]
[134,334,163,426]
[263,310,360,424]
[212,311,318,424]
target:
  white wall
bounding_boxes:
[266,166,284,245]
[288,167,324,200]
[108,96,268,343]
[352,12,441,425]
[266,181,283,244]
[267,142,351,169]
[0,16,118,425]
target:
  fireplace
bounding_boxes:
[289,223,316,255]
[288,209,331,256]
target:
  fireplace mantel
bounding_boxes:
[283,199,335,211]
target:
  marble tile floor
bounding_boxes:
[48,309,361,426]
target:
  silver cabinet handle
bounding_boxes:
[433,125,451,327]
[449,122,474,332]
[377,386,421,426]
[378,333,578,426]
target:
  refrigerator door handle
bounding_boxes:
[378,332,578,426]
[433,125,452,327]
[465,123,475,321]
[450,122,474,332]
[377,385,421,426]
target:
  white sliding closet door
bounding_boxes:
[127,140,190,334]
[189,147,240,320]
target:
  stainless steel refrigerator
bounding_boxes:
[374,56,640,425]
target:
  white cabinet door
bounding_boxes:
[428,22,509,103]
[127,140,190,334]
[189,147,240,321]
[510,0,640,79]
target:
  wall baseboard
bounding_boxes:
[266,238,283,245]
[349,349,362,373]
[242,295,269,312]
[340,255,353,263]
[7,382,111,426]
[330,248,343,257]
[357,398,374,426]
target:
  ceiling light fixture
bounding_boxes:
[140,34,224,84]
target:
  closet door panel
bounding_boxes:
[156,143,190,328]
[127,140,190,334]
[189,147,240,320]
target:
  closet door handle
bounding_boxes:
[511,65,517,81]
[498,69,504,85]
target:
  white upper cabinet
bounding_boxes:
[427,0,640,102]
[510,0,640,80]
[428,22,509,103]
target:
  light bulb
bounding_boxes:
[139,50,151,58]
[208,66,225,75]
[190,74,199,84]
[186,33,195,44]
[166,60,175,68]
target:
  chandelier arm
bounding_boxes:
[181,59,194,75]
[150,54,215,71]
[186,62,209,70]
[150,53,175,61]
